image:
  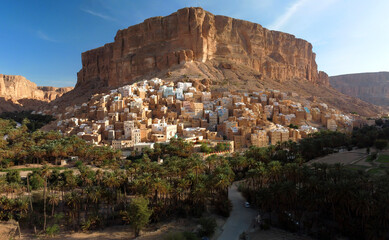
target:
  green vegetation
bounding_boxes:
[377,154,389,163]
[164,231,199,240]
[0,120,234,237]
[239,163,389,239]
[375,139,388,150]
[121,197,152,237]
[0,111,55,132]
[299,131,351,160]
[200,142,212,153]
[200,142,230,154]
[197,217,217,237]
[0,119,120,168]
[352,122,389,148]
[1,117,389,238]
[6,170,21,184]
[288,124,299,129]
[215,143,230,152]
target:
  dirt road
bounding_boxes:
[217,183,257,240]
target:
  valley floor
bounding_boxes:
[19,218,198,240]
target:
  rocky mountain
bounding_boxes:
[330,72,389,107]
[77,7,328,89]
[50,7,384,117]
[0,74,73,113]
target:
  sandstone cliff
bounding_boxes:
[0,74,73,112]
[330,72,389,107]
[76,7,329,89]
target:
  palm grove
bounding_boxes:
[0,115,389,239]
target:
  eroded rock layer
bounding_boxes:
[77,7,329,89]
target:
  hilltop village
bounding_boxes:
[46,78,354,154]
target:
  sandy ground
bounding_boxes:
[0,221,19,239]
[308,149,368,166]
[0,164,64,178]
[19,218,199,240]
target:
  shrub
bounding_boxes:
[121,197,153,237]
[288,124,299,129]
[81,215,102,231]
[375,139,388,151]
[200,143,212,153]
[164,231,199,240]
[28,171,44,190]
[6,170,21,184]
[46,224,60,237]
[215,143,230,152]
[214,198,232,217]
[197,217,217,237]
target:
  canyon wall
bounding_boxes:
[0,74,73,102]
[330,72,389,107]
[76,7,329,89]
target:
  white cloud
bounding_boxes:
[269,0,308,30]
[36,30,56,42]
[81,8,117,22]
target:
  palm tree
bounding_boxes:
[65,191,81,230]
[41,165,51,231]
[48,193,60,217]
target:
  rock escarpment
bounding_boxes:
[330,72,389,107]
[77,7,329,89]
[0,74,73,112]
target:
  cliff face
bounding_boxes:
[330,72,389,107]
[77,7,329,89]
[0,74,73,112]
[0,74,72,101]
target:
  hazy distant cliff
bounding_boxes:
[76,7,329,89]
[330,72,389,107]
[0,74,72,101]
[0,74,73,112]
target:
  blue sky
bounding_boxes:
[1,0,388,87]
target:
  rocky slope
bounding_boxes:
[330,72,389,107]
[50,7,384,117]
[0,74,73,112]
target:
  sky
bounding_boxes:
[1,0,388,87]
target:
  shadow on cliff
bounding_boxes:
[0,97,49,114]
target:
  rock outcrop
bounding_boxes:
[0,74,73,112]
[330,72,389,107]
[76,7,329,89]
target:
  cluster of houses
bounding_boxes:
[47,78,354,154]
